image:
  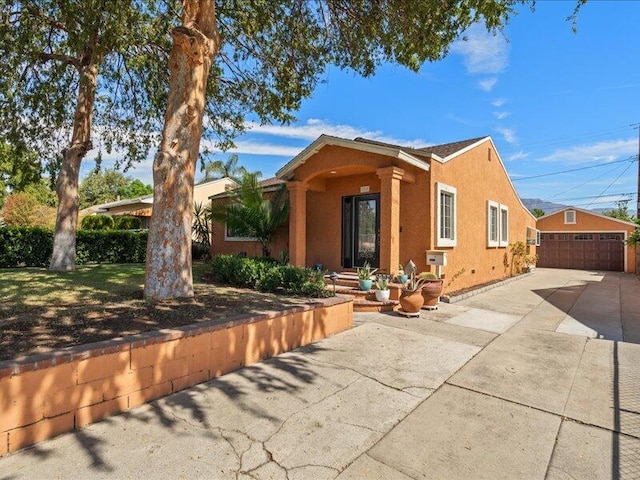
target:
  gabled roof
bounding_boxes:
[538,206,639,228]
[353,135,487,160]
[276,134,432,179]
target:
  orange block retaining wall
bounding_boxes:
[0,297,353,456]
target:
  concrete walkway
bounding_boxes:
[1,268,639,479]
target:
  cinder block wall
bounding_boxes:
[0,297,353,456]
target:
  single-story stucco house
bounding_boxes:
[210,134,537,293]
[537,206,637,273]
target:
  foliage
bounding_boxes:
[402,272,428,292]
[374,274,390,291]
[81,215,115,231]
[626,228,640,246]
[419,272,439,280]
[199,154,248,184]
[0,142,41,208]
[113,215,142,230]
[603,200,637,223]
[75,230,148,265]
[0,1,173,174]
[23,180,57,207]
[357,261,377,280]
[79,169,152,209]
[0,226,53,267]
[1,192,55,228]
[531,208,546,218]
[210,172,289,257]
[192,241,209,260]
[210,254,329,298]
[192,201,212,249]
[0,226,147,267]
[509,241,537,275]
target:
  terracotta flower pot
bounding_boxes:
[399,289,424,313]
[421,279,444,307]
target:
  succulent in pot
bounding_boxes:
[399,272,427,313]
[374,274,391,302]
[419,272,444,308]
[357,261,377,291]
[396,265,408,284]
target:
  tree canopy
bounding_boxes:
[79,169,153,209]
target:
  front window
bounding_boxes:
[436,183,457,247]
[488,201,499,247]
[225,224,257,241]
[500,205,509,246]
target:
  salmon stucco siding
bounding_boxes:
[536,207,637,273]
[211,135,537,294]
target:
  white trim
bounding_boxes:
[224,224,258,242]
[564,210,577,224]
[275,134,430,179]
[539,229,629,272]
[536,229,541,246]
[537,205,639,227]
[436,182,457,247]
[487,200,500,247]
[499,204,509,247]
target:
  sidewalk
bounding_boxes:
[1,269,639,479]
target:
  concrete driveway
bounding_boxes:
[1,268,639,479]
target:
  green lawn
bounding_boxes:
[0,262,210,314]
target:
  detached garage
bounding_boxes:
[537,207,637,273]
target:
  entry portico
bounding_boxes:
[277,135,425,274]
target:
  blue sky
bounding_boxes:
[86,1,640,210]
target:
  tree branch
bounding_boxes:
[39,53,81,69]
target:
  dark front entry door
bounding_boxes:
[342,194,380,268]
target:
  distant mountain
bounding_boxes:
[521,198,567,215]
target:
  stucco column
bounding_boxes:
[287,181,309,267]
[377,167,404,274]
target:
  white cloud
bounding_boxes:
[493,111,510,120]
[244,119,429,148]
[207,140,304,158]
[508,151,529,161]
[537,138,637,163]
[451,24,509,75]
[492,98,507,107]
[496,127,517,144]
[478,77,498,92]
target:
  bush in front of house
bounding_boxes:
[210,254,330,298]
[0,226,54,267]
[81,215,115,230]
[76,230,148,264]
[0,226,148,267]
[113,215,142,230]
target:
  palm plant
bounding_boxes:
[210,172,289,257]
[199,154,254,183]
[192,201,212,249]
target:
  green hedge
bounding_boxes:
[81,215,142,230]
[0,227,148,267]
[210,254,329,298]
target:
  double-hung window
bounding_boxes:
[436,183,457,247]
[488,201,509,247]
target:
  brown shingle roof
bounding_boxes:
[353,135,487,159]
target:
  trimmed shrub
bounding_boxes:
[0,226,53,267]
[192,241,209,260]
[76,230,148,264]
[210,254,330,298]
[81,215,114,230]
[113,215,142,230]
[0,227,147,267]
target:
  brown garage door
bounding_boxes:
[538,233,624,271]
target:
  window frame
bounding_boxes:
[436,182,457,247]
[487,200,500,247]
[499,205,509,247]
[224,224,258,242]
[564,210,576,224]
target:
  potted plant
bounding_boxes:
[399,272,427,314]
[396,265,408,284]
[419,272,444,308]
[357,261,377,291]
[524,253,539,273]
[374,274,391,302]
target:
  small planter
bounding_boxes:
[399,289,424,313]
[358,279,373,291]
[397,274,408,285]
[421,279,444,308]
[374,289,390,302]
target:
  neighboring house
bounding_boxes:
[211,134,536,292]
[89,177,235,229]
[537,207,637,273]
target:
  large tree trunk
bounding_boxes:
[49,63,98,271]
[144,1,219,300]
